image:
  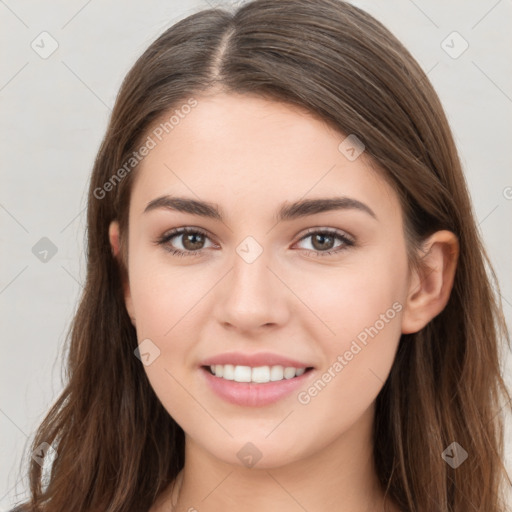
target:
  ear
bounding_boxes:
[401,230,459,334]
[108,220,136,327]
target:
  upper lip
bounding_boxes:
[200,351,314,369]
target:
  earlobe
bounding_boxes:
[108,220,136,327]
[401,230,459,334]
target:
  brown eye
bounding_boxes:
[310,233,336,251]
[156,227,215,257]
[181,232,206,251]
[295,229,355,257]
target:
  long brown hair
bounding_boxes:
[13,1,511,511]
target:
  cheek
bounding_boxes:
[130,278,180,334]
[293,274,403,431]
[127,260,203,419]
[127,245,207,334]
[294,253,406,343]
[292,248,405,399]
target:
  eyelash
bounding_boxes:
[155,227,355,258]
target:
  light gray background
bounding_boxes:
[1,0,511,509]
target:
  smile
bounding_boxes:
[200,365,315,407]
[206,364,311,383]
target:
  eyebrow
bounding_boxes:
[143,195,377,222]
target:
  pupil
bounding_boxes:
[313,234,333,250]
[184,233,204,250]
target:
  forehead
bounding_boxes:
[129,92,399,221]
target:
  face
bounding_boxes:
[115,92,412,469]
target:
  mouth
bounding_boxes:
[200,364,316,407]
[201,364,315,383]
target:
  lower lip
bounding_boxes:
[200,366,315,407]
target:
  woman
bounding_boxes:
[12,0,511,511]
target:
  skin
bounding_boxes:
[109,92,459,512]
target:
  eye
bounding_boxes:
[155,227,215,257]
[155,227,355,258]
[294,228,354,257]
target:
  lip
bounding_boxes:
[200,351,314,369]
[200,366,316,407]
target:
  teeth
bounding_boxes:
[209,364,307,383]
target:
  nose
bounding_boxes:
[215,243,290,333]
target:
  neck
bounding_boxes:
[153,405,399,512]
